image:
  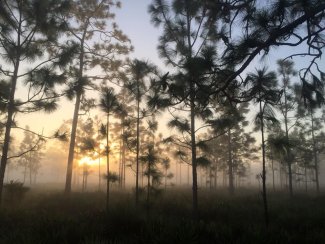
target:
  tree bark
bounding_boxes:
[65,92,81,193]
[65,24,87,194]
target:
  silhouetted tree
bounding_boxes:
[149,0,227,219]
[17,127,45,185]
[245,67,280,227]
[208,0,325,92]
[0,0,70,203]
[274,59,299,196]
[99,86,121,210]
[63,0,131,194]
[124,59,156,206]
[295,74,325,194]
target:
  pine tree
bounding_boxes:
[0,0,71,203]
[149,0,227,219]
[99,86,121,210]
[62,0,132,194]
[245,67,280,227]
[295,73,325,194]
[124,59,157,206]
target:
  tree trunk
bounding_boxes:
[65,27,87,194]
[310,111,320,194]
[187,164,190,187]
[271,149,275,192]
[147,160,151,208]
[23,165,26,183]
[98,156,101,191]
[283,88,293,197]
[304,165,308,193]
[165,168,167,190]
[190,86,198,219]
[29,152,32,185]
[106,114,110,210]
[214,159,218,189]
[121,116,126,189]
[0,41,21,204]
[209,166,212,190]
[260,101,269,227]
[65,91,82,193]
[135,84,140,206]
[228,128,234,195]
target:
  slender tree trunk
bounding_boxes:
[135,84,140,206]
[187,164,190,187]
[165,168,167,190]
[214,159,218,189]
[85,168,88,191]
[147,159,151,208]
[310,111,320,194]
[29,152,32,185]
[190,86,198,219]
[77,162,80,189]
[209,166,212,190]
[228,128,234,195]
[118,132,122,188]
[82,165,85,192]
[0,25,22,203]
[179,162,182,186]
[6,166,9,183]
[121,116,126,188]
[304,165,308,193]
[98,156,101,191]
[283,88,293,197]
[279,162,283,189]
[139,162,144,188]
[122,139,126,188]
[260,101,269,227]
[223,169,226,187]
[65,27,87,194]
[175,160,178,185]
[106,114,110,210]
[271,149,275,192]
[23,163,27,184]
[65,92,81,193]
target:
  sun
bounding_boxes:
[79,156,97,167]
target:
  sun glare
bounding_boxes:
[79,157,97,167]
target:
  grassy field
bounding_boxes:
[0,188,324,243]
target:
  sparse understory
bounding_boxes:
[0,189,324,244]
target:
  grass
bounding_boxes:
[0,188,324,243]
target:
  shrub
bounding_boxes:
[3,180,29,205]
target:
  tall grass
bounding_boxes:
[0,188,324,243]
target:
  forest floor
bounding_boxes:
[0,187,324,243]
